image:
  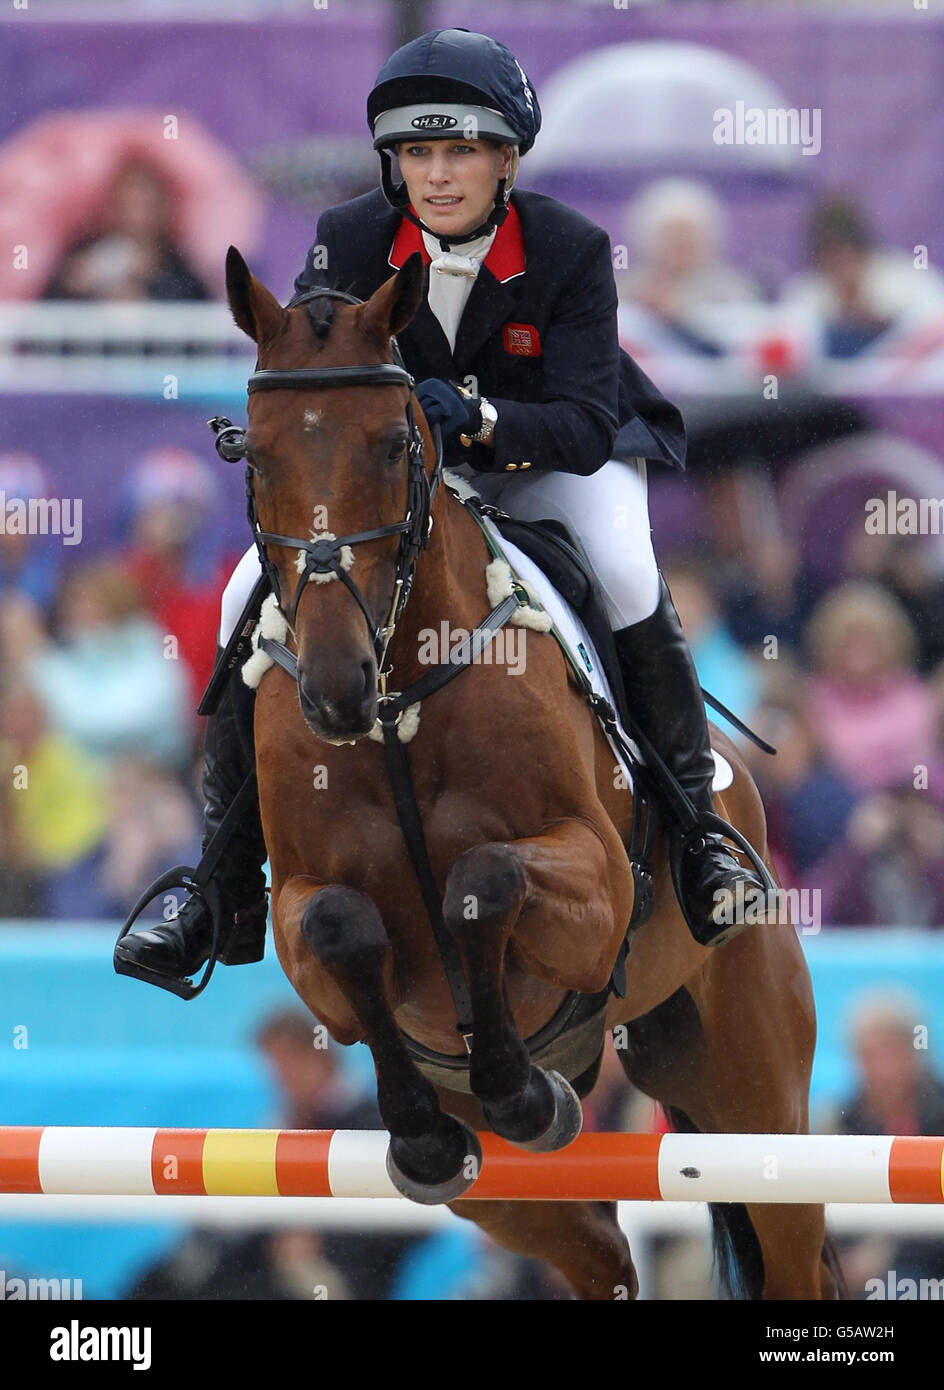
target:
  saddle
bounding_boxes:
[488,513,629,720]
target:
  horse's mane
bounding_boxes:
[303,295,335,341]
[299,278,361,343]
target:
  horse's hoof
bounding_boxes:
[385,1120,483,1205]
[508,1070,584,1154]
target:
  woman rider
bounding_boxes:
[116,28,765,991]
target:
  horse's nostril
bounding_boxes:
[297,662,376,739]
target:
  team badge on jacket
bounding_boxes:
[502,322,542,356]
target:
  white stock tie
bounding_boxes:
[422,227,496,354]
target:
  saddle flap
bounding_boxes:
[491,516,594,614]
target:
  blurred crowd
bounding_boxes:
[616,180,944,361]
[0,446,238,919]
[662,492,944,928]
[21,145,944,366]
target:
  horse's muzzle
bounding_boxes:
[297,657,377,743]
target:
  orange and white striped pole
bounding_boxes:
[0,1128,942,1203]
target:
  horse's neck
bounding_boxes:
[385,489,490,687]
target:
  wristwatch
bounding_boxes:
[460,396,498,447]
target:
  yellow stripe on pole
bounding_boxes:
[202,1129,280,1196]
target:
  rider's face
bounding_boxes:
[395,139,512,238]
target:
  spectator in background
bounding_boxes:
[42,157,209,303]
[0,452,63,616]
[129,1012,394,1300]
[126,1226,353,1302]
[255,1009,383,1132]
[120,447,239,706]
[0,675,108,916]
[661,553,761,728]
[745,697,860,887]
[803,580,940,793]
[822,989,944,1295]
[844,526,944,676]
[48,755,202,921]
[818,785,944,929]
[837,989,944,1133]
[15,558,193,771]
[719,532,812,654]
[617,178,761,356]
[783,195,944,358]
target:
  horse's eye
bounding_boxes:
[387,439,408,464]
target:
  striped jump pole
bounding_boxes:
[1,1128,944,1203]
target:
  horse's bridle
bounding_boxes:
[209,286,443,686]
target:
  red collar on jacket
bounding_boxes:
[388,200,525,283]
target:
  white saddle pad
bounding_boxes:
[484,520,734,794]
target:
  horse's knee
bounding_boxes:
[300,884,387,969]
[444,843,527,928]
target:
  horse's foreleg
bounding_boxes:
[443,822,628,1151]
[449,1197,638,1301]
[277,877,481,1203]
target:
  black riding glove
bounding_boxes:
[416,378,482,440]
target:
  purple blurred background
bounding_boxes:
[1,6,940,297]
[2,6,942,550]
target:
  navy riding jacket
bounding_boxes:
[294,185,686,476]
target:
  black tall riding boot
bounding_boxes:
[114,650,269,984]
[612,577,766,947]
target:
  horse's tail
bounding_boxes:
[822,1231,850,1300]
[661,1105,849,1300]
[661,1104,765,1301]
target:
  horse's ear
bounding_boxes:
[225,246,287,346]
[359,251,425,346]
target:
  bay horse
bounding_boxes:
[224,245,838,1300]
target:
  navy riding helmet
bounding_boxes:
[366,27,542,247]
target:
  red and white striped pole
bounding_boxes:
[1,1128,943,1203]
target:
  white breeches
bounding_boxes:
[218,456,660,645]
[468,456,660,629]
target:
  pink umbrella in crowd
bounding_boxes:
[0,109,264,300]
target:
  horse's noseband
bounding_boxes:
[208,287,443,676]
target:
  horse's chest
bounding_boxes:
[267,740,533,883]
